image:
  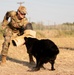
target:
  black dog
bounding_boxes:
[24,37,59,71]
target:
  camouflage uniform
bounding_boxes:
[1,10,32,56]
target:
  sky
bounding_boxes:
[0,0,74,25]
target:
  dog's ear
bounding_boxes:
[24,37,27,41]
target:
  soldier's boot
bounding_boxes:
[0,55,6,65]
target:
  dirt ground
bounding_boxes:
[0,39,74,75]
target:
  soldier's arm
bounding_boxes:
[2,11,11,29]
[18,18,33,36]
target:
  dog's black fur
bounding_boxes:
[24,37,59,71]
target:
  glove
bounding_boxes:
[17,26,25,36]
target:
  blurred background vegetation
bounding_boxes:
[32,22,74,38]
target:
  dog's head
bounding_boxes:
[24,37,38,50]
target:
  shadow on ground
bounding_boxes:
[0,54,35,69]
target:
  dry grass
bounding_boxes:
[0,37,74,75]
[49,37,74,49]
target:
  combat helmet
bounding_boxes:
[18,6,27,15]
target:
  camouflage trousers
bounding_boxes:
[1,27,18,56]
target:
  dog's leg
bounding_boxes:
[29,54,35,64]
[32,59,44,71]
[50,60,55,70]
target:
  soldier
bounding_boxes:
[0,6,33,65]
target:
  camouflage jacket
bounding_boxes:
[2,11,28,30]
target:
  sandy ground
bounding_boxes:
[0,38,74,75]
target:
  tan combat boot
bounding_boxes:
[0,55,6,65]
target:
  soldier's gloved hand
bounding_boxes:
[17,26,25,36]
[17,31,24,36]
